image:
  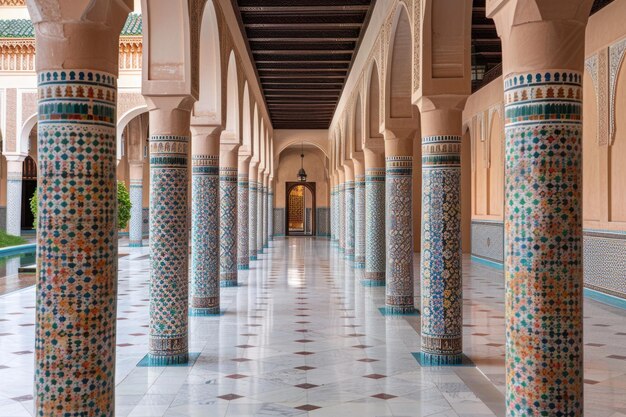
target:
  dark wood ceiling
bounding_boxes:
[234,0,375,129]
[472,0,616,92]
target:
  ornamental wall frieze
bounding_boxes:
[332,0,421,137]
[0,37,143,72]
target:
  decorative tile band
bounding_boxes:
[190,154,220,315]
[344,181,355,260]
[249,180,258,260]
[220,167,238,287]
[504,71,583,416]
[421,135,463,363]
[385,157,414,313]
[237,174,249,270]
[365,168,385,283]
[35,69,118,416]
[354,176,365,268]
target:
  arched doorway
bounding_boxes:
[286,182,316,236]
[21,155,37,230]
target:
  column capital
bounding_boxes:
[27,0,132,74]
[4,153,28,163]
[146,95,195,137]
[417,95,466,138]
[487,0,594,74]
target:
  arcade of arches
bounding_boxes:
[0,0,626,416]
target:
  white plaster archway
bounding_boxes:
[117,105,148,160]
[192,0,221,125]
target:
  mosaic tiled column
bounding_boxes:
[263,175,269,248]
[491,4,589,414]
[268,186,274,241]
[420,108,463,365]
[237,156,251,270]
[5,156,25,236]
[330,182,337,245]
[35,68,121,416]
[257,178,264,255]
[129,162,144,247]
[385,150,414,313]
[504,70,584,416]
[189,126,221,315]
[31,4,131,412]
[249,162,258,261]
[148,97,195,364]
[219,146,238,287]
[364,150,386,285]
[344,179,355,261]
[354,161,366,269]
[338,171,345,252]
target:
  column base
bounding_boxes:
[345,250,354,261]
[250,255,257,261]
[263,244,269,249]
[379,306,420,316]
[413,352,472,367]
[138,352,202,367]
[189,306,222,316]
[361,279,385,287]
[129,241,143,248]
[354,257,365,269]
[238,264,250,271]
[220,279,238,288]
[142,352,189,366]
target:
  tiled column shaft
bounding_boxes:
[385,148,414,313]
[268,187,274,241]
[354,160,366,268]
[237,157,250,270]
[30,5,132,411]
[420,108,463,364]
[249,163,258,261]
[263,175,269,248]
[330,184,337,244]
[364,150,385,284]
[35,69,120,415]
[129,162,144,247]
[148,98,195,363]
[491,4,590,414]
[338,178,345,252]
[344,180,355,260]
[256,175,264,255]
[5,158,24,236]
[219,146,238,287]
[189,127,220,316]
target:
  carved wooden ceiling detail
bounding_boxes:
[234,0,375,129]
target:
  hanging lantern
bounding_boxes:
[297,143,307,182]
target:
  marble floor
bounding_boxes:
[1,238,626,416]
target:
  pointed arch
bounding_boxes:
[385,4,414,120]
[353,94,363,153]
[193,0,221,124]
[224,51,240,142]
[241,82,252,154]
[366,61,383,139]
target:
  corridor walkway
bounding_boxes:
[0,239,625,417]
